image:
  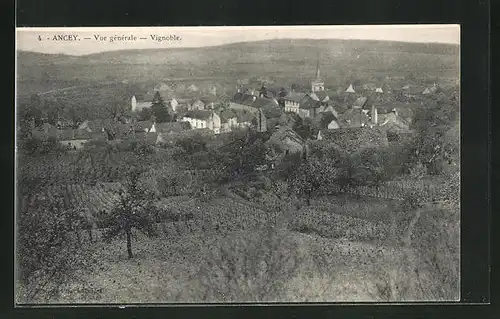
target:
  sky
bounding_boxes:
[16,25,460,56]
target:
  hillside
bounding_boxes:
[17,39,459,97]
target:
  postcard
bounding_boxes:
[15,25,460,305]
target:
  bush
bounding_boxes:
[192,227,307,302]
[17,194,93,303]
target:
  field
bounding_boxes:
[29,191,457,303]
[17,39,459,101]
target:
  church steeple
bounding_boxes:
[315,52,321,80]
[311,51,324,92]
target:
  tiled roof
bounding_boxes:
[58,129,93,140]
[283,94,303,103]
[300,95,322,110]
[340,109,370,127]
[352,96,368,108]
[133,121,154,132]
[220,109,237,122]
[231,93,277,109]
[155,122,191,133]
[313,91,330,102]
[200,95,218,104]
[266,126,305,153]
[318,127,389,154]
[184,110,213,120]
[233,109,255,123]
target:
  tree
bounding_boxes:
[351,147,394,189]
[17,192,91,302]
[289,156,338,205]
[293,117,320,140]
[176,133,208,155]
[47,108,59,126]
[151,91,171,123]
[409,98,459,175]
[65,105,84,129]
[100,167,158,259]
[138,107,153,121]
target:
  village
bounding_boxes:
[17,47,460,304]
[25,58,446,158]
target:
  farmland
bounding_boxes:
[33,191,453,304]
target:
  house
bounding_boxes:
[229,92,278,114]
[155,122,191,134]
[339,108,371,128]
[378,109,411,132]
[401,85,422,99]
[30,123,59,140]
[58,129,93,150]
[30,124,98,149]
[298,95,322,119]
[78,119,131,140]
[363,83,377,91]
[316,127,389,154]
[170,98,179,113]
[200,95,218,109]
[309,91,330,103]
[352,96,368,109]
[233,109,254,127]
[315,111,341,131]
[322,105,339,118]
[220,109,238,132]
[266,126,306,156]
[282,95,302,114]
[422,84,438,95]
[131,95,153,112]
[187,84,199,92]
[189,99,205,111]
[345,84,356,93]
[327,120,340,130]
[375,87,384,93]
[133,120,156,133]
[154,82,172,92]
[181,110,221,134]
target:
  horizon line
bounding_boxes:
[16,37,460,57]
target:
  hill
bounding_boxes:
[17,39,459,96]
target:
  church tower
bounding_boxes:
[311,52,325,93]
[131,95,137,112]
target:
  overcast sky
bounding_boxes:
[17,25,460,56]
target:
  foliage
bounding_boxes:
[175,133,208,155]
[151,91,171,123]
[293,117,320,140]
[289,156,340,205]
[210,130,268,181]
[409,98,459,175]
[21,137,66,155]
[156,165,194,197]
[408,162,427,179]
[138,107,153,121]
[17,193,92,303]
[193,227,306,302]
[100,168,159,258]
[350,147,396,188]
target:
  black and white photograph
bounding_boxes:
[15,25,460,304]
